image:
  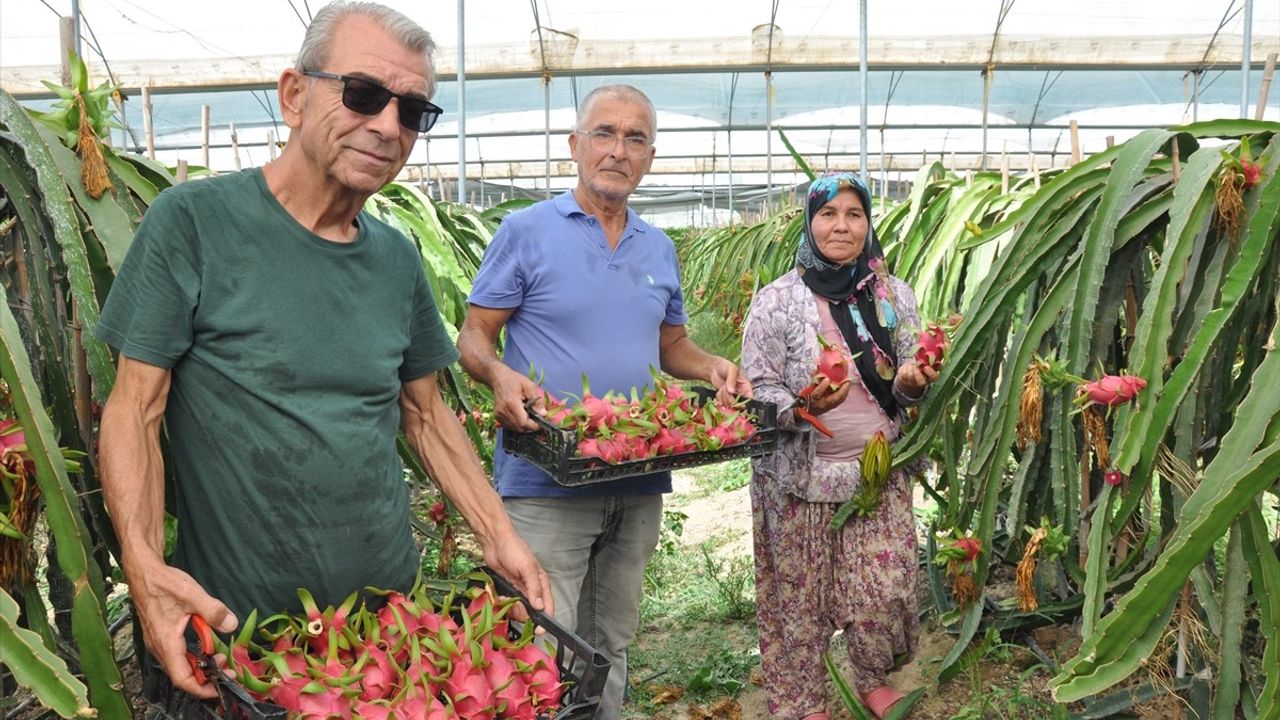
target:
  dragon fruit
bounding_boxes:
[1078,374,1147,408]
[577,373,617,432]
[814,333,851,385]
[915,322,949,371]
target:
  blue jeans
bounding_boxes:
[504,495,663,720]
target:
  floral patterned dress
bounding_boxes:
[741,268,925,718]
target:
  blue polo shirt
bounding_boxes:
[469,191,687,497]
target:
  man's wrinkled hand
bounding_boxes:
[711,358,753,404]
[128,563,236,699]
[492,369,542,432]
[482,530,554,630]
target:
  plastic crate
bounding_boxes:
[199,571,609,720]
[486,570,611,720]
[503,386,778,486]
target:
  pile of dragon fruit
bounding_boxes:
[218,576,565,719]
[537,374,758,464]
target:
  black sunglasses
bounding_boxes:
[303,70,442,133]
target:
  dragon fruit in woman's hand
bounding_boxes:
[914,323,949,371]
[814,333,851,385]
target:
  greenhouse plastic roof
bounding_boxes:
[2,1,1278,217]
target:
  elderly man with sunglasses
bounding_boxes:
[95,2,550,714]
[458,84,752,720]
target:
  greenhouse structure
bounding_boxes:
[2,2,1280,719]
[3,0,1277,222]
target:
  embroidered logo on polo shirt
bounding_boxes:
[647,274,655,285]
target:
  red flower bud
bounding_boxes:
[428,501,447,525]
[1104,469,1124,486]
[1241,160,1261,189]
[954,537,982,563]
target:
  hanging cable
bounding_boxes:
[980,0,1017,170]
[1027,70,1062,129]
[284,0,309,30]
[1025,70,1061,165]
[1182,1,1242,117]
[107,0,274,75]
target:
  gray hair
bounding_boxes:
[575,85,658,138]
[296,2,437,96]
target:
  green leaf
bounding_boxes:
[1120,133,1280,497]
[0,88,117,401]
[31,122,135,272]
[823,651,874,720]
[1111,144,1222,471]
[0,286,130,718]
[777,128,815,182]
[1063,128,1170,378]
[1212,522,1249,719]
[1051,436,1280,701]
[0,589,93,718]
[1241,502,1280,718]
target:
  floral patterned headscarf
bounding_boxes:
[795,172,901,417]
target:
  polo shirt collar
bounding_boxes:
[553,190,648,234]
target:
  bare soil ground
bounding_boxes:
[624,474,1072,720]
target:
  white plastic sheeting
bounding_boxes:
[2,1,1277,219]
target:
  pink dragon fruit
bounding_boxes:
[578,373,617,432]
[442,654,497,720]
[915,323,949,371]
[815,333,851,385]
[1078,374,1147,408]
[510,642,566,713]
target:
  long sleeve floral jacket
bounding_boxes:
[741,269,927,502]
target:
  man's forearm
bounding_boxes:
[457,326,505,388]
[99,384,169,581]
[659,331,719,382]
[401,376,514,546]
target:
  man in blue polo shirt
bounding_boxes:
[458,84,751,719]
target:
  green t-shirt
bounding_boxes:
[96,168,458,620]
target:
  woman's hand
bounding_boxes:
[895,361,939,399]
[804,377,851,415]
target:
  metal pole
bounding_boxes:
[456,0,467,204]
[1193,71,1201,122]
[59,17,74,85]
[545,79,552,200]
[766,71,773,206]
[728,73,737,218]
[1241,0,1254,118]
[859,0,869,185]
[70,0,82,58]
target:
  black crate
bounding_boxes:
[503,386,777,486]
[486,571,610,720]
[199,572,609,720]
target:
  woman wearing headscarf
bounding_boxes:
[741,172,937,720]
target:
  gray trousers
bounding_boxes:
[504,495,663,720]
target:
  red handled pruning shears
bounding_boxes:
[183,615,287,719]
[185,614,216,686]
[795,384,835,438]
